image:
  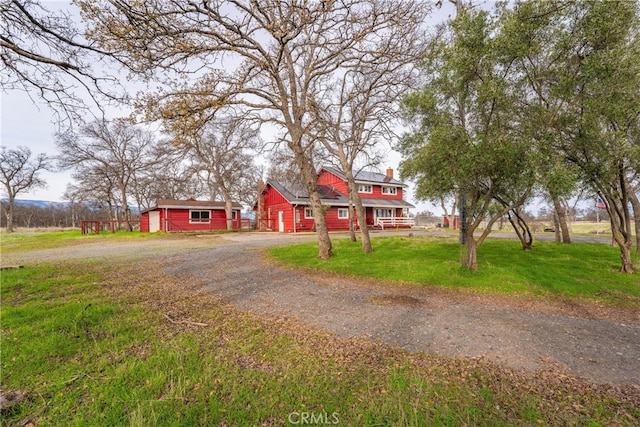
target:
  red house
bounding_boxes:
[140,199,243,232]
[255,167,414,233]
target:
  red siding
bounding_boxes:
[140,212,150,232]
[360,185,403,200]
[317,169,349,194]
[141,207,241,232]
[324,207,353,231]
[261,186,291,232]
[319,169,404,201]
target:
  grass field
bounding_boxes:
[0,229,157,253]
[269,236,640,308]
[1,232,639,425]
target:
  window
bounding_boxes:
[382,186,397,195]
[295,209,301,223]
[231,211,238,219]
[375,209,393,218]
[358,184,373,193]
[338,208,349,219]
[190,210,210,223]
[304,207,313,219]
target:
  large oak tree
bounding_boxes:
[78,0,431,259]
[400,4,535,270]
[1,0,122,123]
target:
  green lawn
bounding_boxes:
[1,233,639,425]
[269,236,640,306]
[0,229,159,253]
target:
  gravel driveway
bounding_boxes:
[7,231,639,386]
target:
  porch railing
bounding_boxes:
[376,217,414,230]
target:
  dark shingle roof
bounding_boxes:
[268,182,350,205]
[322,166,406,187]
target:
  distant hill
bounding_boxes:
[1,199,69,209]
[1,199,148,214]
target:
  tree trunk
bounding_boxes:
[553,210,561,242]
[508,209,533,250]
[348,200,356,242]
[462,236,478,271]
[606,189,635,273]
[309,189,333,259]
[441,196,458,229]
[6,197,15,232]
[295,152,332,259]
[345,171,372,253]
[627,187,640,253]
[618,242,635,273]
[224,198,234,231]
[552,195,571,243]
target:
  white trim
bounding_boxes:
[381,186,397,195]
[304,207,314,219]
[357,184,373,193]
[338,208,349,219]
[376,217,414,230]
[189,209,211,223]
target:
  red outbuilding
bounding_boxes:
[140,199,243,232]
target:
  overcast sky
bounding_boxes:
[1,87,71,201]
[0,0,468,215]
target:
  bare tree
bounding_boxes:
[56,119,164,229]
[189,115,262,230]
[78,0,431,259]
[1,0,122,124]
[0,145,50,231]
[309,19,425,252]
[266,146,305,185]
[130,139,199,210]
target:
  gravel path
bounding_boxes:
[6,231,639,386]
[164,232,639,387]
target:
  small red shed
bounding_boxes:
[442,215,461,229]
[140,199,243,232]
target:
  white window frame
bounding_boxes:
[382,186,397,195]
[338,208,349,219]
[304,207,314,219]
[190,209,211,223]
[358,184,373,194]
[375,208,393,219]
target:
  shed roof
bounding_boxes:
[142,199,243,214]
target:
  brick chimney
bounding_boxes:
[386,168,394,179]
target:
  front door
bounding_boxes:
[149,210,160,232]
[278,211,285,232]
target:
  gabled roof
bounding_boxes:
[321,166,407,187]
[142,199,242,214]
[267,181,350,205]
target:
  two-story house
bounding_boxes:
[255,166,414,233]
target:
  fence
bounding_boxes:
[375,217,414,230]
[81,220,140,235]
